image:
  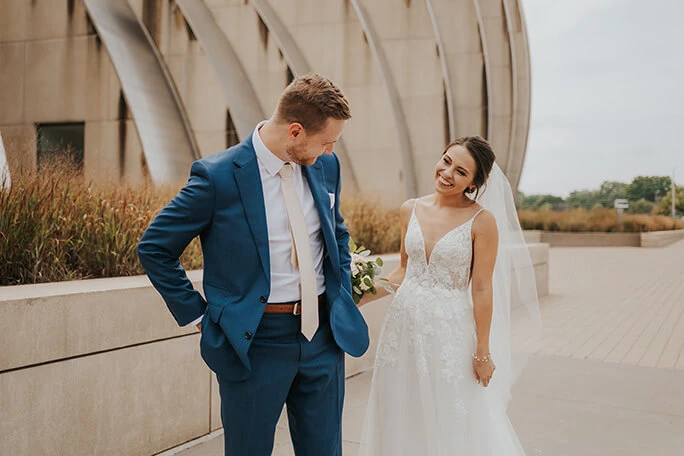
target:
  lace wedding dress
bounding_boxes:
[359,201,528,455]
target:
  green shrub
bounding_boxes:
[628,199,655,215]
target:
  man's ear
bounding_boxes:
[288,122,303,139]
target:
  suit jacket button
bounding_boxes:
[244,331,252,340]
[260,296,267,303]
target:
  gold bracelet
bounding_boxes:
[472,353,492,363]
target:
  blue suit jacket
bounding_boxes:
[138,134,369,380]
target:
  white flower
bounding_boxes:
[350,261,359,276]
[359,275,372,291]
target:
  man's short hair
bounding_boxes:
[276,73,351,134]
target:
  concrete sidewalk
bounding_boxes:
[166,354,684,456]
[169,241,684,455]
[538,241,684,369]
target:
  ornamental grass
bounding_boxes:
[2,158,682,286]
[518,208,684,232]
[0,159,201,286]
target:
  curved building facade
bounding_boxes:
[0,131,9,188]
[0,0,531,204]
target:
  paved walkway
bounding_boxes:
[538,239,684,369]
[168,240,684,456]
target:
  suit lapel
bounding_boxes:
[233,140,270,283]
[303,161,340,279]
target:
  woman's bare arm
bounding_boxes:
[470,209,499,386]
[356,199,414,307]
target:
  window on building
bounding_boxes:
[481,64,489,138]
[226,111,239,148]
[143,0,162,46]
[258,15,269,50]
[36,123,85,171]
[443,83,450,145]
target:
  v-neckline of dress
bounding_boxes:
[411,201,479,266]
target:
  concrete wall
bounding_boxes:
[129,0,238,158]
[0,0,532,202]
[540,232,642,247]
[0,244,547,455]
[263,0,403,201]
[640,229,684,248]
[0,271,220,456]
[523,229,542,244]
[528,243,550,298]
[0,0,146,183]
[523,230,684,248]
[356,0,445,198]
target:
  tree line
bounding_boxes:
[517,176,683,216]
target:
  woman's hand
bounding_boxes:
[473,357,496,387]
[470,210,498,388]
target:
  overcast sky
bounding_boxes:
[518,0,684,196]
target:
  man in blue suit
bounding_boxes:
[138,73,369,455]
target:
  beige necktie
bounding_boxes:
[278,163,319,340]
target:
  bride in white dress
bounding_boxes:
[358,136,541,455]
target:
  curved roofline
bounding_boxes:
[473,0,493,140]
[0,132,10,189]
[83,0,200,183]
[349,0,418,198]
[176,0,265,141]
[502,0,519,175]
[425,0,456,141]
[515,0,533,190]
[249,0,359,192]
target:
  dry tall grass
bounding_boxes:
[518,208,684,232]
[341,194,401,255]
[3,160,681,286]
[0,160,201,286]
[0,160,399,286]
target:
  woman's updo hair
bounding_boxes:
[441,135,496,199]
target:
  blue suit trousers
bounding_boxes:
[217,311,345,456]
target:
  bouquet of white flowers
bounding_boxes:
[349,238,393,304]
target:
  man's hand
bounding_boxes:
[196,323,202,332]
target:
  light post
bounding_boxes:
[672,168,676,218]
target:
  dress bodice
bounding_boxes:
[403,202,483,293]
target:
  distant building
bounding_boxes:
[0,0,531,204]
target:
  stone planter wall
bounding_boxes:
[0,244,549,455]
[522,229,684,248]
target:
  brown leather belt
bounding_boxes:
[264,294,326,315]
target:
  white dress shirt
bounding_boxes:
[188,122,326,327]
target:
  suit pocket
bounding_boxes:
[204,282,242,307]
[200,305,250,381]
[206,303,224,324]
[204,281,236,295]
